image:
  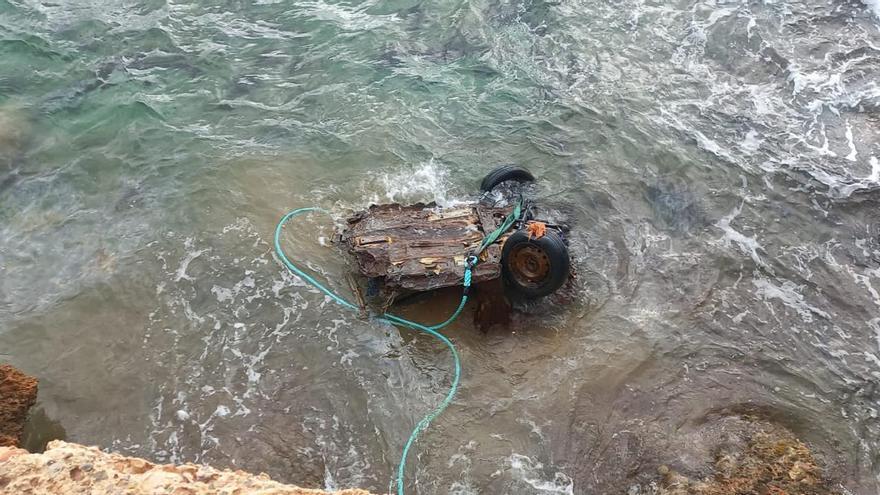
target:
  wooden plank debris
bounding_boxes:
[340,202,514,293]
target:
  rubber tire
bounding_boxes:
[501,229,570,299]
[480,165,535,192]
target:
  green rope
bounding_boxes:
[273,202,520,494]
[478,200,521,253]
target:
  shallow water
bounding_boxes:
[1,0,880,493]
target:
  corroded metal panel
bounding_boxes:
[341,203,513,292]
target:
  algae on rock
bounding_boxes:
[657,423,842,495]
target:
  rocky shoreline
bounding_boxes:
[0,364,846,494]
[0,366,377,495]
[0,442,373,495]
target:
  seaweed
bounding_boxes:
[657,426,841,495]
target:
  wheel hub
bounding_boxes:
[508,244,551,288]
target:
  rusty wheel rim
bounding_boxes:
[508,244,551,288]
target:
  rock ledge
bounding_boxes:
[0,441,376,495]
[0,365,38,448]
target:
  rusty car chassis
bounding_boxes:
[337,166,571,308]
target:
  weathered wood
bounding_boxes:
[345,273,368,318]
[341,202,514,292]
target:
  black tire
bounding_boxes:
[480,165,535,192]
[501,229,569,298]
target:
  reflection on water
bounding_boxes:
[1,0,880,493]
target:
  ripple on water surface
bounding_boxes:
[1,0,880,493]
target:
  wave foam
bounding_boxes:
[374,160,466,207]
[865,0,880,18]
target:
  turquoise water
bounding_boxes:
[2,0,880,493]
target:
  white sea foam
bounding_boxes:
[174,238,208,282]
[864,0,880,19]
[833,156,880,198]
[870,318,880,356]
[845,122,858,162]
[846,265,880,309]
[741,129,763,154]
[715,203,768,270]
[375,160,466,207]
[508,454,574,494]
[752,277,831,323]
[297,0,398,31]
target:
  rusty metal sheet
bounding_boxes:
[340,202,513,292]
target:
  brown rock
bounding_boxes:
[654,424,840,495]
[140,470,183,491]
[0,365,38,448]
[128,458,153,474]
[0,441,379,495]
[0,447,27,463]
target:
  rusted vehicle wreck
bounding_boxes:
[339,166,571,310]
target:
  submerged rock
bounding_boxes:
[0,365,38,448]
[655,424,842,495]
[0,105,28,163]
[0,441,377,495]
[644,179,709,235]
